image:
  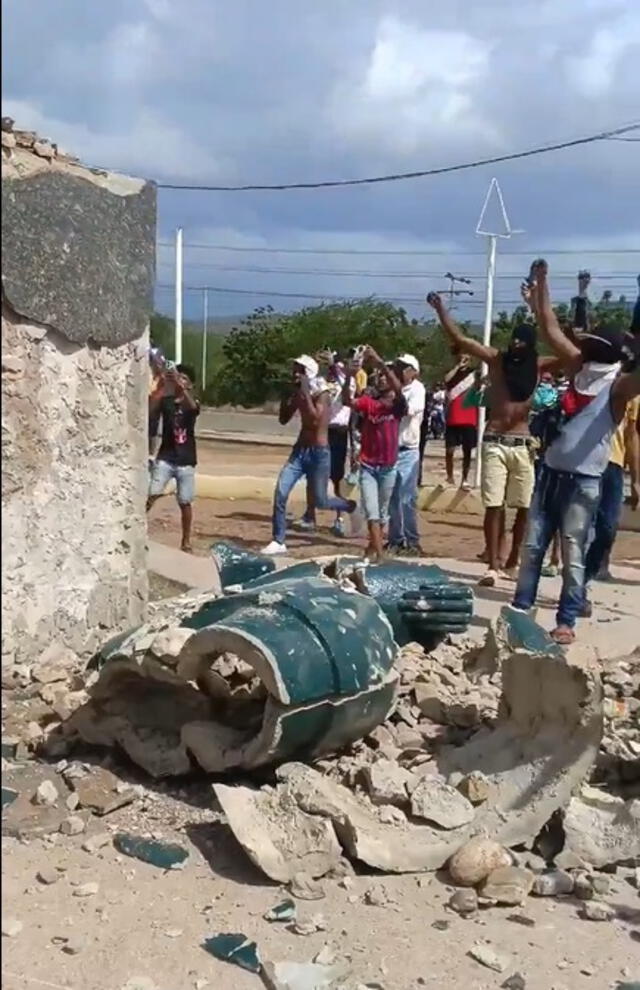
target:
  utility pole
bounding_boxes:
[201,288,208,392]
[474,179,522,488]
[174,227,183,364]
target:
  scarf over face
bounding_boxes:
[501,324,538,402]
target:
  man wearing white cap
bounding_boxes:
[262,355,359,555]
[388,354,426,555]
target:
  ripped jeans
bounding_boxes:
[512,465,601,629]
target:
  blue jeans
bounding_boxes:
[359,463,398,524]
[388,448,420,547]
[584,461,624,584]
[513,465,601,629]
[272,445,353,543]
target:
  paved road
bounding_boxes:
[198,407,448,458]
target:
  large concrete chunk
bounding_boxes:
[2,169,155,346]
[563,786,640,868]
[214,781,342,883]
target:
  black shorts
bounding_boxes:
[445,424,477,453]
[328,425,349,483]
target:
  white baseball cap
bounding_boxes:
[294,354,319,378]
[397,353,420,373]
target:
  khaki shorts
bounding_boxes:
[481,442,534,509]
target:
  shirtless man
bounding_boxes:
[427,291,553,586]
[262,355,359,555]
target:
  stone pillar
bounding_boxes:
[1,121,156,666]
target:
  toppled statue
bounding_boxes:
[68,544,473,777]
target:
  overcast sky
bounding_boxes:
[3,0,639,319]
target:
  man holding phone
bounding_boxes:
[147,364,200,553]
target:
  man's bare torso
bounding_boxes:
[295,392,330,447]
[485,356,533,436]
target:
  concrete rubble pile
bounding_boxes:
[2,550,638,905]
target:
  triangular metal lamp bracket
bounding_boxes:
[475,177,523,239]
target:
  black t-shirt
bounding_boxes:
[157,396,200,467]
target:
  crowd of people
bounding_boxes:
[147,265,640,644]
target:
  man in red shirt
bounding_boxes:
[444,350,478,490]
[342,347,407,562]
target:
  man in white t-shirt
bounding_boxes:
[388,354,426,555]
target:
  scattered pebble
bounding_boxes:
[33,780,58,807]
[164,928,183,939]
[468,943,510,973]
[72,882,99,898]
[580,901,615,922]
[82,832,112,854]
[2,918,23,937]
[60,815,86,836]
[36,866,60,885]
[448,889,478,916]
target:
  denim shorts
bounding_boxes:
[359,462,397,523]
[149,460,196,505]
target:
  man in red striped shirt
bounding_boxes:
[342,347,407,561]
[444,349,478,490]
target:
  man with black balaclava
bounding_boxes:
[512,259,640,645]
[427,292,557,587]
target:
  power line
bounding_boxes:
[156,122,640,191]
[155,260,636,280]
[156,240,640,258]
[156,282,613,307]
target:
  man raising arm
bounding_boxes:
[427,292,539,586]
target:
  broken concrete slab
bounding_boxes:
[214,781,343,883]
[563,786,640,868]
[409,777,475,829]
[71,767,135,816]
[261,959,348,990]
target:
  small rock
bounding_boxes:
[60,815,86,836]
[2,918,23,937]
[37,867,59,886]
[580,901,615,922]
[468,942,510,973]
[449,837,512,887]
[72,882,99,898]
[82,832,111,854]
[364,884,394,907]
[313,944,337,965]
[72,767,134,816]
[33,139,55,158]
[121,979,157,990]
[1,131,16,150]
[33,780,59,807]
[507,914,536,928]
[448,889,478,916]
[62,935,85,955]
[367,725,396,750]
[501,975,526,990]
[362,761,413,807]
[378,804,406,825]
[573,872,594,900]
[292,913,327,936]
[410,776,474,829]
[591,875,610,896]
[532,870,574,897]
[480,866,534,906]
[553,849,589,871]
[66,793,80,812]
[458,771,490,805]
[164,928,183,938]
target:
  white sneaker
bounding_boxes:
[261,541,287,556]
